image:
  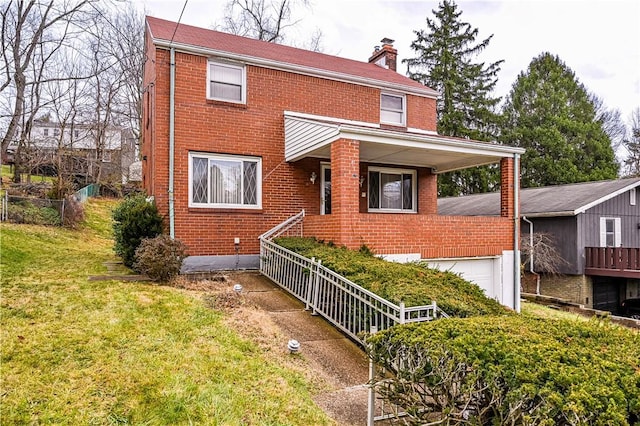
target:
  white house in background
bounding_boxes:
[20,119,139,184]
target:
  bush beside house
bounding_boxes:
[275,237,507,317]
[366,317,640,425]
[112,195,163,268]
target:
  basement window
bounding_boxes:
[189,152,261,209]
[207,61,246,104]
[368,167,416,213]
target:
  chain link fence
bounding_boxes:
[0,184,99,226]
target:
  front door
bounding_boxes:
[321,164,331,215]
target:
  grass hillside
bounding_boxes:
[0,199,332,425]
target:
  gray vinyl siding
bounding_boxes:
[522,216,580,275]
[582,188,640,249]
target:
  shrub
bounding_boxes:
[7,201,61,226]
[365,316,640,425]
[112,195,163,268]
[274,237,507,317]
[134,235,188,281]
[62,195,84,229]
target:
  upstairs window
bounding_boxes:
[43,129,49,137]
[368,167,416,213]
[208,61,245,103]
[189,152,261,209]
[599,217,621,247]
[380,93,405,125]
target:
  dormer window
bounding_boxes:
[208,61,246,103]
[380,93,405,126]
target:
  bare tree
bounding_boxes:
[622,108,640,177]
[591,94,626,160]
[217,0,322,50]
[0,0,92,160]
[521,232,567,295]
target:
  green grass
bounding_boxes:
[1,164,55,184]
[0,199,332,425]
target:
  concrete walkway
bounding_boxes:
[226,271,374,425]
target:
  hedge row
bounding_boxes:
[274,237,507,317]
[365,316,640,425]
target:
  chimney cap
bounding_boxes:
[380,37,395,46]
[374,45,380,52]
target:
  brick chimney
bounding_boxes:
[368,38,397,71]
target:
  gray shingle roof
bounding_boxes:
[438,178,640,217]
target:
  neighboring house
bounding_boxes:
[11,119,138,184]
[439,178,640,314]
[142,17,525,310]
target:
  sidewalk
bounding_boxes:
[226,271,373,425]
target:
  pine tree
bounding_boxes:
[500,53,619,187]
[404,0,504,196]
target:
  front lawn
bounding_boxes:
[0,199,332,424]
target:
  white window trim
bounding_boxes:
[380,92,406,126]
[631,188,636,206]
[188,152,262,209]
[599,217,621,247]
[368,166,417,213]
[207,60,247,104]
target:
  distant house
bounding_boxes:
[141,17,525,310]
[438,178,640,314]
[11,119,138,184]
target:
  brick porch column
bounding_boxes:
[418,168,437,214]
[500,157,516,218]
[331,138,360,249]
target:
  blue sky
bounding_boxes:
[141,0,640,123]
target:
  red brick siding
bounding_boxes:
[305,214,514,258]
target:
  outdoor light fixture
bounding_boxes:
[233,283,243,293]
[287,339,300,354]
[359,176,365,187]
[310,171,317,184]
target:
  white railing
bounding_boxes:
[259,211,448,343]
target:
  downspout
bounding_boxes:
[513,153,521,312]
[168,47,175,238]
[522,215,540,295]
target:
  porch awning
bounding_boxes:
[284,112,525,173]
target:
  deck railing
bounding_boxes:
[259,211,448,343]
[585,247,640,276]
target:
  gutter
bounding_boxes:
[168,47,175,238]
[513,154,521,312]
[152,39,439,99]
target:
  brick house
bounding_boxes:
[142,17,525,310]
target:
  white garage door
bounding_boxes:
[425,257,501,300]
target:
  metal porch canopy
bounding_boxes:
[284,112,525,173]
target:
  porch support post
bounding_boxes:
[331,138,360,249]
[500,157,515,218]
[418,167,437,214]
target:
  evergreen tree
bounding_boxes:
[404,0,504,196]
[501,53,619,187]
